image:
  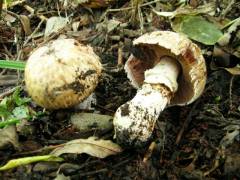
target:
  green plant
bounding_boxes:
[0,60,26,70]
[0,87,42,128]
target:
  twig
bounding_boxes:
[220,0,235,18]
[0,86,18,100]
[71,168,108,178]
[143,141,156,163]
[175,100,200,145]
[58,159,101,176]
[117,43,123,66]
[23,4,48,22]
[23,18,45,47]
[229,75,234,111]
[100,0,162,21]
[94,104,115,113]
[112,157,132,168]
[0,0,3,15]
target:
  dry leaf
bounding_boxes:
[224,154,240,174]
[224,66,240,75]
[0,125,19,150]
[44,17,68,38]
[153,2,215,19]
[19,15,32,35]
[51,136,122,158]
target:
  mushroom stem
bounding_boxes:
[113,56,180,147]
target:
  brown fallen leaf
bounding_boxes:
[51,136,122,158]
[0,125,19,150]
[224,66,240,75]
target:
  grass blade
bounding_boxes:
[0,60,26,70]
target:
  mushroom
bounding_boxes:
[113,31,207,147]
[25,38,102,109]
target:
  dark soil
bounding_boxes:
[0,0,240,179]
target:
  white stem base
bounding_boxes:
[113,56,180,147]
[113,83,170,146]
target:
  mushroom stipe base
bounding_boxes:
[114,83,171,147]
[113,31,207,147]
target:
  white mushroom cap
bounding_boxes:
[125,31,207,106]
[25,39,102,109]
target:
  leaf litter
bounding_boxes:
[0,0,240,179]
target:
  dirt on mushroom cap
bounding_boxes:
[125,31,207,106]
[24,39,102,109]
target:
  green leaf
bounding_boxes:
[0,96,13,110]
[12,87,31,106]
[0,87,33,128]
[178,16,223,45]
[12,106,29,119]
[0,106,11,119]
[0,60,26,70]
[0,155,64,171]
[0,119,20,128]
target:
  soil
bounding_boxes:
[0,0,240,179]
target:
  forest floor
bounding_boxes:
[0,0,240,179]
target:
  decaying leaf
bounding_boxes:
[224,154,240,174]
[224,66,240,75]
[55,173,71,180]
[51,136,122,158]
[211,46,240,75]
[106,19,121,33]
[44,16,68,38]
[70,113,113,133]
[217,17,240,58]
[218,17,240,46]
[220,125,240,149]
[0,155,63,171]
[19,15,32,35]
[0,125,19,149]
[61,0,115,8]
[152,2,215,19]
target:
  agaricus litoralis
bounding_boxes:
[25,38,102,109]
[113,31,207,147]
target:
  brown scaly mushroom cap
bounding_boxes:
[125,31,207,106]
[25,39,102,109]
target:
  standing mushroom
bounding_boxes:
[25,38,102,109]
[113,31,207,147]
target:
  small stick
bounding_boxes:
[221,0,235,18]
[0,86,18,100]
[229,75,234,111]
[100,0,162,21]
[71,168,108,178]
[0,0,3,15]
[23,4,48,22]
[175,100,200,145]
[143,141,156,163]
[23,18,45,47]
[117,44,123,66]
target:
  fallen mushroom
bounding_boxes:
[113,31,207,147]
[25,38,102,109]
